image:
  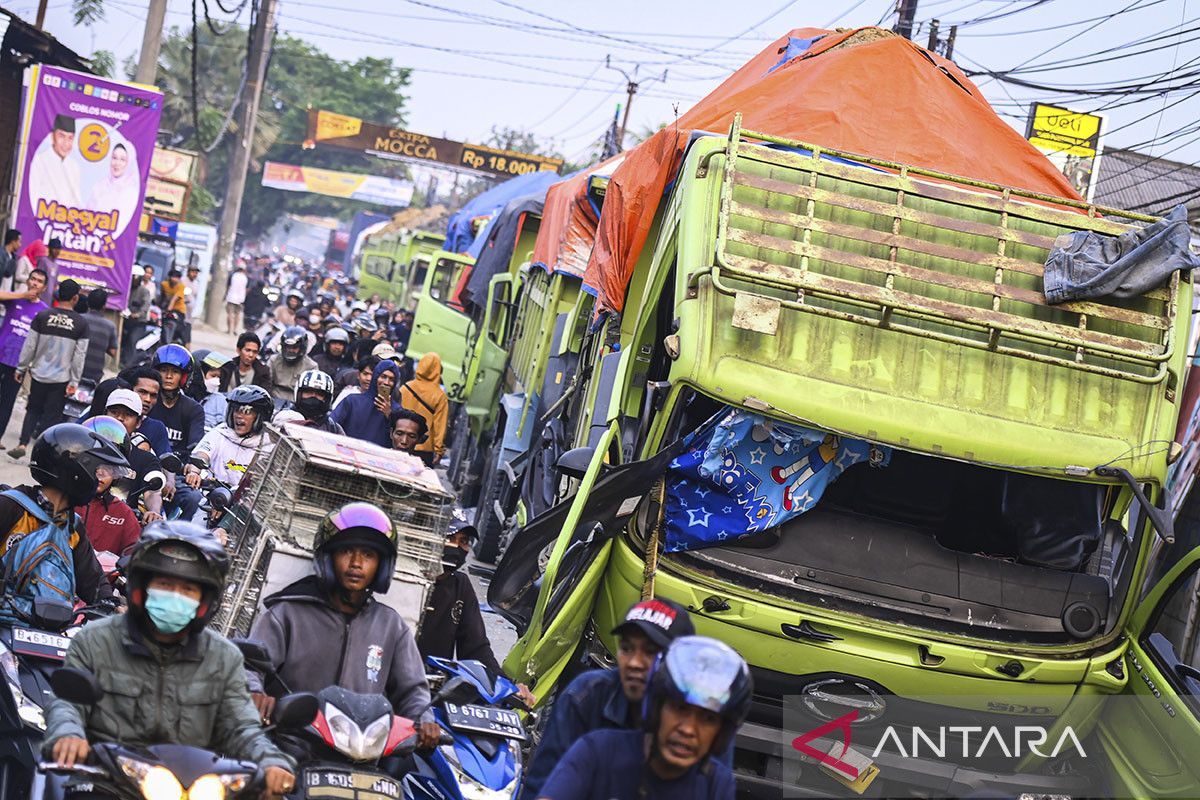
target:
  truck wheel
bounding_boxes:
[473,448,506,563]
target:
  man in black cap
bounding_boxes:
[520,597,698,800]
[29,114,81,208]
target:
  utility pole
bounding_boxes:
[34,0,47,28]
[944,25,958,60]
[206,0,277,328]
[926,19,940,51]
[134,0,168,85]
[893,0,918,40]
[605,56,667,150]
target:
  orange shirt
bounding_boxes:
[160,279,187,314]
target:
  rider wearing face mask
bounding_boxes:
[289,369,343,434]
[43,523,297,798]
[416,510,534,705]
[198,351,229,432]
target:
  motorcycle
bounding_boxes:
[403,657,527,800]
[124,304,163,368]
[38,667,318,800]
[235,641,423,799]
[0,598,117,800]
[62,378,96,423]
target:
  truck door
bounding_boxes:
[464,275,515,431]
[1096,545,1200,797]
[496,423,621,698]
[407,255,474,402]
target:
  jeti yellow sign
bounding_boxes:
[1025,103,1103,157]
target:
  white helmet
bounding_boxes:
[294,369,336,422]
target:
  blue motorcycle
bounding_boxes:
[403,657,527,800]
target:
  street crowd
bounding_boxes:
[0,245,749,800]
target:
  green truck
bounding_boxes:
[488,122,1200,797]
[355,228,445,306]
[463,171,611,559]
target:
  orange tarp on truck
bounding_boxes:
[585,26,1080,315]
[531,154,624,277]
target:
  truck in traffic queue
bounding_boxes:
[485,113,1200,798]
[464,165,617,560]
[356,228,446,306]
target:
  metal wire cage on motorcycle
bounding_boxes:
[211,422,451,638]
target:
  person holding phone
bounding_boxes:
[330,359,400,448]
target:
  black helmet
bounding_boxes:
[642,635,753,758]
[31,423,133,507]
[225,384,273,433]
[313,502,398,594]
[127,522,230,633]
[280,325,308,364]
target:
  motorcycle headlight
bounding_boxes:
[118,757,184,800]
[325,703,391,762]
[438,741,521,800]
[0,641,44,730]
[188,772,252,800]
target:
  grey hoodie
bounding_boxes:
[246,576,433,722]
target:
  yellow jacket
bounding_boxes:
[400,353,449,457]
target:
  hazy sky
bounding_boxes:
[17,0,1198,170]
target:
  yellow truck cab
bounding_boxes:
[490,122,1200,797]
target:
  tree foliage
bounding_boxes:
[154,25,411,239]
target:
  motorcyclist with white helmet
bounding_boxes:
[274,369,343,435]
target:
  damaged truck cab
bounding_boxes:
[490,121,1200,797]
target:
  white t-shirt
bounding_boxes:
[226,270,248,305]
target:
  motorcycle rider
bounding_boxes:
[417,512,535,704]
[0,423,130,618]
[103,388,165,524]
[245,502,440,749]
[267,325,317,404]
[537,636,749,800]
[198,351,229,431]
[44,523,297,798]
[74,416,142,555]
[313,326,350,377]
[521,598,697,800]
[274,288,304,327]
[185,384,274,493]
[283,369,343,434]
[148,344,204,520]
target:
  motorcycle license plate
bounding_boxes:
[10,627,70,660]
[303,769,401,800]
[444,702,525,740]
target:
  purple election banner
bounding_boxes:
[10,65,162,308]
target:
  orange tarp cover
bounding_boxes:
[532,154,624,278]
[585,27,1080,314]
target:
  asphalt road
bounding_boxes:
[0,319,521,661]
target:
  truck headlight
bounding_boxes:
[0,641,44,730]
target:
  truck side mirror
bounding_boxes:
[556,447,595,481]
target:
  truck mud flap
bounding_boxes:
[488,440,685,631]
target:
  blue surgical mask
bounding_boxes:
[144,588,200,634]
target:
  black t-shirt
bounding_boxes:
[147,394,204,456]
[125,445,162,485]
[417,571,502,675]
